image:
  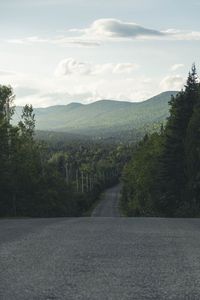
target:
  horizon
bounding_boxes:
[1,0,200,107]
[14,90,178,108]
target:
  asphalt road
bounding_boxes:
[1,188,200,299]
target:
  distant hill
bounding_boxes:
[14,91,178,139]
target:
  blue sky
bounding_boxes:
[0,0,200,106]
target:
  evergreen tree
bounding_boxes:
[157,66,199,215]
[18,104,35,139]
[184,84,200,212]
[121,65,200,217]
[0,85,16,215]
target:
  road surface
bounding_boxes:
[1,187,200,299]
[91,185,121,217]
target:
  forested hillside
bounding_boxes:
[2,66,199,218]
[0,85,131,217]
[121,65,200,217]
[14,91,177,139]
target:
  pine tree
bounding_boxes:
[184,80,200,212]
[158,65,199,215]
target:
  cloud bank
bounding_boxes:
[55,58,139,77]
[160,75,185,91]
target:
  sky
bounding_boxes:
[0,0,200,107]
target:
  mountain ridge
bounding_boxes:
[14,91,178,138]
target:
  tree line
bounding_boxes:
[0,85,131,217]
[121,65,200,217]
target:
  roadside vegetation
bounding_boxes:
[121,65,200,217]
[1,65,200,218]
[0,86,131,217]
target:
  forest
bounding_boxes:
[0,85,131,217]
[121,65,200,217]
[1,66,200,218]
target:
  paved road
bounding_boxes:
[91,185,121,217]
[1,189,200,299]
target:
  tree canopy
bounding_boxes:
[121,65,200,217]
[0,85,130,217]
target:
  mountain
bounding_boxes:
[14,91,178,139]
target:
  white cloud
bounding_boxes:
[164,29,200,40]
[72,18,164,39]
[55,58,139,77]
[7,19,200,48]
[70,19,200,42]
[55,58,91,76]
[92,62,139,75]
[170,64,185,71]
[160,75,185,91]
[8,36,100,48]
[112,63,139,74]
